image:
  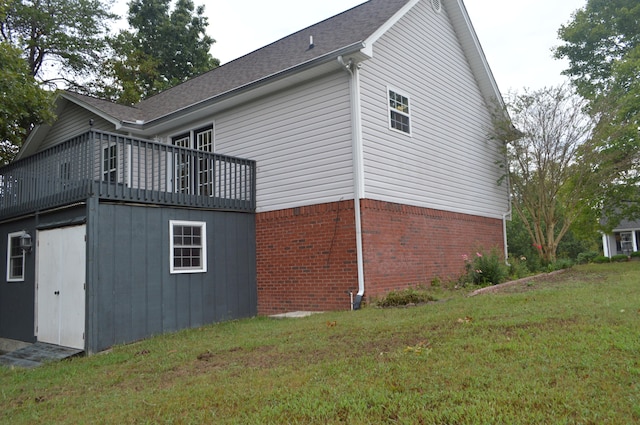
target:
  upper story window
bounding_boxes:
[388,89,411,135]
[169,220,207,274]
[6,231,26,282]
[102,144,118,182]
[172,125,214,196]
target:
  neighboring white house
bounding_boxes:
[602,218,640,257]
[3,0,510,327]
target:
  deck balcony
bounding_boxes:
[0,131,256,218]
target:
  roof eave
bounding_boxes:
[121,41,368,134]
[362,0,421,57]
[17,93,127,160]
[445,0,506,112]
[59,92,130,129]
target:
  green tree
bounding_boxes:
[497,86,595,264]
[555,0,640,99]
[0,42,54,163]
[555,0,640,227]
[101,0,219,104]
[0,0,116,88]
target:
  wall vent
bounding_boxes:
[431,0,442,13]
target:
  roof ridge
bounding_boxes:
[136,0,373,107]
[133,0,411,121]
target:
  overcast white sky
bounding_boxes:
[113,0,587,93]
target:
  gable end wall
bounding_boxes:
[359,0,508,219]
[42,103,115,151]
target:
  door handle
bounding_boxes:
[54,291,60,295]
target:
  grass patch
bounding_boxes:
[2,263,639,424]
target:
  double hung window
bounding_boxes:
[170,221,207,273]
[388,89,411,134]
[6,232,26,282]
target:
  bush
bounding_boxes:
[377,288,437,307]
[548,258,574,271]
[462,249,509,287]
[611,254,629,263]
[576,251,599,264]
[507,255,530,279]
[630,251,640,258]
[592,255,611,264]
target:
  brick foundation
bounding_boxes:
[256,199,504,313]
[360,199,504,298]
[256,200,358,314]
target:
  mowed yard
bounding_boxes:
[1,263,639,424]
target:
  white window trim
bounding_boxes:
[169,123,215,195]
[6,231,26,282]
[387,87,412,136]
[169,220,207,274]
[168,122,215,151]
[101,143,118,182]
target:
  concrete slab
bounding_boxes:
[0,338,31,354]
[0,342,83,368]
[269,311,324,319]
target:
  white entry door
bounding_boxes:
[36,225,86,350]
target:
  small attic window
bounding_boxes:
[431,0,442,13]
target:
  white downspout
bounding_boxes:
[502,150,512,266]
[338,55,366,309]
[502,208,511,266]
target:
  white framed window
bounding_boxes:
[169,220,207,274]
[171,125,214,196]
[6,231,26,282]
[172,133,191,194]
[102,144,118,182]
[388,88,411,135]
[196,126,214,197]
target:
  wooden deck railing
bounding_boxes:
[0,131,256,217]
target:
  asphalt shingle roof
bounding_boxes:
[68,0,411,123]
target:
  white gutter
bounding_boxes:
[338,55,366,309]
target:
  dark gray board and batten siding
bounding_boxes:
[0,205,87,343]
[87,201,257,354]
[0,201,256,354]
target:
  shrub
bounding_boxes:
[377,288,437,307]
[592,255,611,264]
[576,251,599,264]
[630,251,640,258]
[507,255,530,279]
[611,254,629,263]
[548,258,574,271]
[462,249,509,287]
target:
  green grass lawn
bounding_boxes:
[2,262,639,424]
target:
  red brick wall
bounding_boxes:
[360,199,504,298]
[256,200,358,314]
[256,199,505,313]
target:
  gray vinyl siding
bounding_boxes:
[213,72,354,212]
[43,102,114,151]
[359,0,508,219]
